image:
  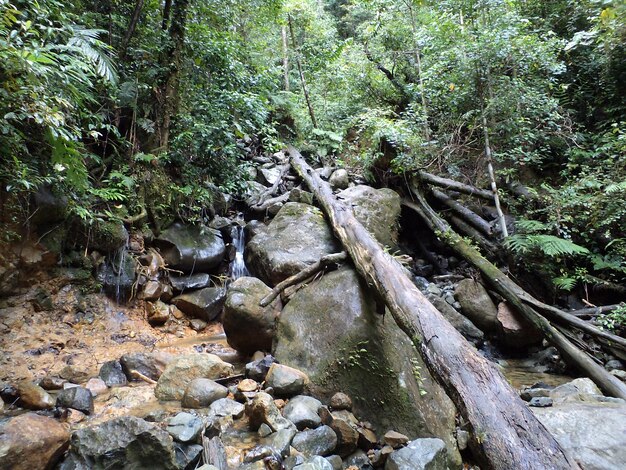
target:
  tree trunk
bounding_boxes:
[406,186,626,401]
[418,170,493,200]
[281,25,290,91]
[162,0,172,30]
[289,145,577,470]
[430,188,493,236]
[287,14,317,128]
[119,0,144,60]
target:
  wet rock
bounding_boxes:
[66,416,177,469]
[337,185,401,247]
[496,302,542,348]
[283,395,323,430]
[223,277,281,354]
[426,294,484,345]
[155,354,234,401]
[384,438,447,470]
[263,427,297,457]
[292,425,337,457]
[120,352,170,381]
[329,392,352,411]
[293,455,334,470]
[274,267,460,466]
[16,381,55,410]
[533,401,626,470]
[98,253,136,302]
[247,392,296,432]
[141,280,167,301]
[154,222,226,273]
[146,299,171,325]
[172,287,226,322]
[520,384,552,402]
[265,364,308,397]
[246,203,340,286]
[167,412,203,443]
[454,279,498,332]
[210,397,245,419]
[244,444,282,465]
[529,397,553,407]
[175,443,203,470]
[182,378,228,408]
[0,412,69,470]
[246,354,277,382]
[56,386,94,415]
[85,377,108,397]
[170,273,212,293]
[59,365,92,384]
[384,431,409,449]
[329,169,349,190]
[99,360,128,387]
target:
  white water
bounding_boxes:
[229,224,250,281]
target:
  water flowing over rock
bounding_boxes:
[229,224,250,281]
[246,202,340,286]
[273,267,460,467]
[154,222,226,273]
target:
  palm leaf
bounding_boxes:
[66,27,118,84]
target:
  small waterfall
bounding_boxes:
[99,236,134,304]
[229,224,249,282]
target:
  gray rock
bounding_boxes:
[99,360,128,387]
[274,267,460,467]
[529,397,553,407]
[289,188,314,205]
[384,431,409,448]
[533,401,626,470]
[260,167,281,186]
[283,395,323,430]
[154,222,226,272]
[246,354,277,382]
[343,449,374,469]
[210,397,245,418]
[605,359,625,371]
[66,416,177,469]
[190,319,207,331]
[292,425,337,457]
[246,203,340,286]
[337,185,400,247]
[182,378,228,408]
[426,294,483,345]
[167,412,203,443]
[223,277,280,354]
[56,386,94,415]
[265,363,308,397]
[263,427,298,457]
[155,354,234,401]
[329,169,349,190]
[294,455,334,470]
[172,287,226,322]
[170,273,212,293]
[329,392,352,411]
[174,443,203,470]
[384,438,448,470]
[120,352,170,381]
[247,392,296,432]
[325,455,343,470]
[550,378,602,404]
[454,279,498,332]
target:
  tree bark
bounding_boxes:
[119,0,144,60]
[406,186,626,400]
[289,145,577,470]
[430,188,493,236]
[281,25,290,91]
[287,14,317,128]
[417,170,493,200]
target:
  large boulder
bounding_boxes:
[273,267,460,467]
[454,279,498,332]
[155,354,234,401]
[154,222,225,273]
[0,413,70,470]
[246,203,340,286]
[172,287,226,321]
[223,277,281,354]
[64,416,177,469]
[337,185,401,247]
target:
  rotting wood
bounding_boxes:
[569,304,622,318]
[430,188,493,236]
[260,251,347,307]
[289,145,578,470]
[405,189,626,401]
[417,170,493,200]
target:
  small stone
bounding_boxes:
[327,412,358,457]
[292,426,337,457]
[283,395,323,431]
[259,423,273,438]
[384,431,409,449]
[605,359,625,371]
[142,280,166,301]
[246,355,276,382]
[85,378,108,397]
[356,425,378,451]
[16,381,55,410]
[56,386,94,415]
[190,319,207,331]
[520,386,551,402]
[325,455,343,470]
[426,284,442,296]
[529,397,553,407]
[247,392,295,432]
[59,365,91,383]
[39,376,66,390]
[263,427,298,458]
[209,397,245,419]
[329,169,349,190]
[456,430,469,451]
[182,378,228,408]
[64,409,86,425]
[167,412,203,443]
[99,360,128,387]
[238,379,260,392]
[120,352,170,382]
[175,443,203,470]
[265,364,308,397]
[370,445,393,467]
[293,455,334,470]
[146,299,170,324]
[329,392,352,411]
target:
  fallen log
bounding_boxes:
[418,170,493,200]
[288,145,577,470]
[448,215,499,256]
[404,190,626,400]
[430,188,493,236]
[569,304,622,318]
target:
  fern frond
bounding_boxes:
[516,219,549,233]
[605,181,626,194]
[66,27,118,84]
[553,276,577,291]
[528,235,590,257]
[504,234,532,254]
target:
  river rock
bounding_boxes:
[283,395,323,430]
[120,352,170,381]
[99,360,128,387]
[265,363,308,397]
[0,413,69,470]
[292,425,337,457]
[40,375,66,390]
[343,450,374,469]
[274,267,460,467]
[327,412,359,457]
[65,416,177,469]
[384,438,447,470]
[146,299,171,325]
[170,273,212,293]
[533,401,626,470]
[154,222,225,273]
[98,254,136,302]
[56,386,94,415]
[329,169,349,190]
[384,431,409,449]
[175,443,204,470]
[247,392,296,432]
[246,203,340,286]
[246,354,277,382]
[210,397,245,418]
[167,412,203,443]
[85,377,108,397]
[337,185,401,247]
[454,279,498,332]
[426,294,484,345]
[172,287,226,321]
[16,381,55,410]
[549,377,602,404]
[330,392,352,411]
[289,188,314,205]
[182,378,228,408]
[496,302,542,348]
[223,277,281,354]
[155,354,234,401]
[293,455,334,470]
[141,280,167,301]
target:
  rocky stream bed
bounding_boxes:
[1,153,626,469]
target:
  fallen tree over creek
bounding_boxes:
[288,145,578,470]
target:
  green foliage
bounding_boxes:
[597,304,626,332]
